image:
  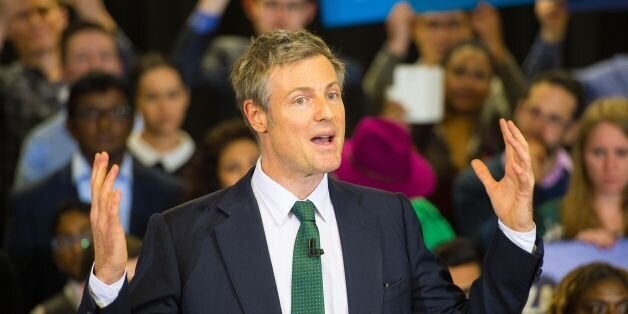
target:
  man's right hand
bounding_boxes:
[91,152,128,285]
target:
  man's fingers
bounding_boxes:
[99,164,118,223]
[507,120,529,151]
[471,159,496,190]
[91,152,109,223]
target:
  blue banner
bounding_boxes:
[320,0,628,28]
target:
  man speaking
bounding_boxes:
[80,30,542,313]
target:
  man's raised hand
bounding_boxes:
[90,152,128,284]
[471,119,535,232]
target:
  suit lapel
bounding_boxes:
[330,179,383,313]
[214,172,282,313]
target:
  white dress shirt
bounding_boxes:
[89,157,536,308]
[251,158,349,314]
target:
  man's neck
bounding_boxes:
[20,48,62,82]
[260,157,324,200]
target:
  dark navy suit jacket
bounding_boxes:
[79,169,543,313]
[6,159,184,311]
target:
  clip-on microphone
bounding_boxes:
[308,238,324,257]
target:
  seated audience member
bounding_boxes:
[363,2,526,117]
[411,40,499,218]
[453,70,584,248]
[0,0,133,213]
[549,262,628,314]
[14,21,126,190]
[172,0,365,137]
[31,201,92,314]
[539,98,627,247]
[523,0,628,105]
[6,72,183,309]
[335,117,454,250]
[433,238,483,297]
[185,118,259,199]
[127,53,195,178]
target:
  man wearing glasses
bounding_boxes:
[6,72,183,311]
[453,70,585,249]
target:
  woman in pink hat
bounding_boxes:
[335,116,455,249]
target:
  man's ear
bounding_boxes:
[243,100,268,134]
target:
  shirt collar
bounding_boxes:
[127,131,195,173]
[72,151,133,184]
[251,157,331,227]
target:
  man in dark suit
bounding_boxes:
[6,72,183,310]
[81,30,542,313]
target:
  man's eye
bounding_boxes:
[295,97,305,105]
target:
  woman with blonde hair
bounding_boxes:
[540,98,628,248]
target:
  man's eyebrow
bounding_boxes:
[286,81,341,95]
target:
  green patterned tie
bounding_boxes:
[291,200,325,314]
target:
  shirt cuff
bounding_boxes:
[497,219,537,253]
[88,264,126,308]
[188,11,220,34]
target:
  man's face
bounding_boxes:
[63,30,124,83]
[136,66,189,137]
[67,88,133,161]
[515,82,577,155]
[243,0,316,35]
[7,0,67,57]
[246,54,345,180]
[413,11,472,65]
[52,210,91,280]
[583,122,628,196]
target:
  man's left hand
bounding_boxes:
[472,119,535,232]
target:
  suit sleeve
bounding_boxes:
[401,195,543,313]
[78,214,182,313]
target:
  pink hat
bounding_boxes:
[335,117,436,198]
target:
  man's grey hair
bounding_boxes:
[230,30,346,114]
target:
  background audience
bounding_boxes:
[549,262,628,314]
[1,0,627,311]
[185,118,259,199]
[540,98,627,248]
[127,53,195,178]
[453,70,584,248]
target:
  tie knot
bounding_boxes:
[292,200,316,222]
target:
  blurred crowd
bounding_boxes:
[0,0,626,313]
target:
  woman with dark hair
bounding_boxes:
[185,118,259,199]
[549,262,628,314]
[387,40,500,218]
[127,53,195,177]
